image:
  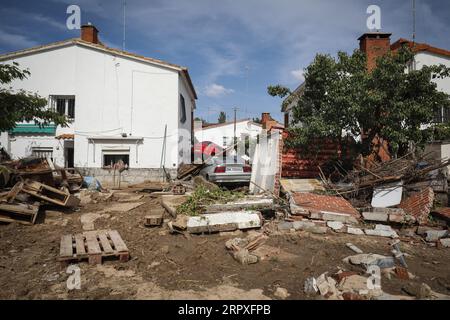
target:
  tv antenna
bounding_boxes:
[412,0,416,44]
[122,1,126,50]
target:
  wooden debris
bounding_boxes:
[58,230,129,266]
[21,179,80,208]
[0,202,40,225]
[145,209,164,227]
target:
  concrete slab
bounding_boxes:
[371,182,403,208]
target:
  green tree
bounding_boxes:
[218,111,226,124]
[269,47,450,157]
[252,117,262,124]
[194,117,207,125]
[0,62,68,132]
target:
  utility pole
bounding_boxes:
[233,107,239,149]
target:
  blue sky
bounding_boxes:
[1,0,449,123]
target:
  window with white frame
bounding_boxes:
[102,149,130,169]
[32,147,53,160]
[50,96,76,119]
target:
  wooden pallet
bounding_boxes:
[0,202,39,225]
[58,230,129,265]
[22,180,80,208]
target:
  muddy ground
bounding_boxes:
[0,188,449,300]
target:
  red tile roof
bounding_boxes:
[391,38,450,58]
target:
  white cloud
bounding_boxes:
[1,8,67,31]
[0,30,37,48]
[290,68,305,82]
[204,83,235,97]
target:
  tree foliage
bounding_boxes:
[218,111,227,124]
[269,47,450,156]
[0,62,69,132]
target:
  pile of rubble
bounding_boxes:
[0,156,82,225]
[277,154,450,248]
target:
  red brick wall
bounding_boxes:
[281,133,353,179]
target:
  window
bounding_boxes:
[56,98,66,115]
[51,96,75,119]
[103,154,130,168]
[180,94,187,124]
[68,98,75,118]
[32,147,53,160]
[433,106,450,124]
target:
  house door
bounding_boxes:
[66,147,74,168]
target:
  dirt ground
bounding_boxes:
[0,188,449,300]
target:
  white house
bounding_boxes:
[194,119,262,149]
[0,25,197,185]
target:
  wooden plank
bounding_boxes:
[108,230,128,252]
[6,181,23,203]
[0,203,37,216]
[60,235,74,258]
[98,232,114,254]
[85,232,101,255]
[0,216,33,225]
[74,234,87,256]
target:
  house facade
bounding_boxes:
[194,119,262,149]
[0,25,197,185]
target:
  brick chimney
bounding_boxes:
[81,23,99,44]
[261,112,278,130]
[358,32,392,72]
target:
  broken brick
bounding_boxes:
[395,267,410,280]
[398,188,434,225]
[333,271,358,283]
[291,193,360,221]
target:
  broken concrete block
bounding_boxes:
[233,249,259,265]
[362,212,388,222]
[321,212,358,224]
[343,253,394,269]
[304,277,318,294]
[373,207,405,214]
[439,238,450,248]
[327,221,345,232]
[364,225,399,238]
[278,221,294,231]
[347,227,365,235]
[425,230,449,242]
[292,221,315,230]
[309,211,323,220]
[274,287,290,300]
[187,211,262,234]
[346,243,363,254]
[205,198,274,213]
[291,220,327,234]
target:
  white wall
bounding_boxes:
[1,43,194,170]
[195,121,262,148]
[415,52,450,95]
